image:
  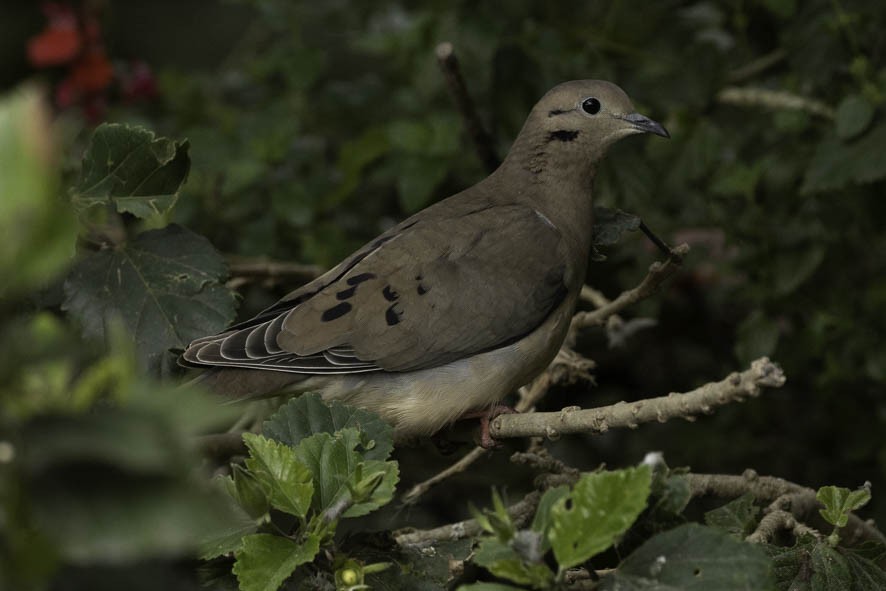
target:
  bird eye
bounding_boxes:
[581,97,601,115]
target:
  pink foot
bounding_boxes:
[472,405,517,449]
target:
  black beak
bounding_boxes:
[623,112,670,138]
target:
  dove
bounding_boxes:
[181,80,669,443]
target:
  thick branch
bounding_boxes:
[490,357,785,440]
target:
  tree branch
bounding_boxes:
[688,471,886,546]
[490,357,785,440]
[435,42,500,174]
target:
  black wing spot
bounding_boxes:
[347,272,376,286]
[321,302,352,322]
[548,130,580,142]
[382,285,399,301]
[385,305,402,326]
[417,284,428,295]
[336,286,357,300]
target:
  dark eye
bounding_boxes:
[581,97,601,115]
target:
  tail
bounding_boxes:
[180,367,309,400]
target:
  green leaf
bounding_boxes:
[835,94,875,140]
[229,465,271,519]
[843,548,886,589]
[199,493,259,560]
[473,538,554,588]
[802,123,886,193]
[817,485,871,528]
[530,486,569,553]
[0,85,77,296]
[62,224,236,371]
[811,543,851,590]
[292,430,398,518]
[704,494,760,539]
[71,123,190,219]
[233,533,320,591]
[592,207,642,248]
[242,434,313,519]
[601,524,774,590]
[651,472,692,516]
[262,394,394,461]
[549,465,652,570]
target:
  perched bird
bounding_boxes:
[182,80,668,444]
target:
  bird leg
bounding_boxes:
[460,404,517,449]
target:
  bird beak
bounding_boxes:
[622,112,670,138]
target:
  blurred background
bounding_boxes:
[2,0,885,587]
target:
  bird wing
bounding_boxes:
[182,203,570,373]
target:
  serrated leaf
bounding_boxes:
[199,493,259,560]
[242,434,313,518]
[292,430,398,518]
[811,543,851,590]
[835,94,875,140]
[233,533,320,591]
[704,494,760,539]
[71,123,190,218]
[843,548,886,589]
[601,524,774,590]
[262,394,394,461]
[651,473,692,516]
[817,485,871,528]
[62,224,236,372]
[472,538,554,588]
[0,85,77,296]
[549,465,652,570]
[592,206,642,247]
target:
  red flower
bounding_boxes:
[26,2,81,67]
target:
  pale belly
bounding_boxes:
[297,293,575,438]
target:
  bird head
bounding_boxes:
[506,80,668,177]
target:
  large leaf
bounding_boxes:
[549,465,652,570]
[62,224,236,371]
[242,433,313,519]
[233,533,320,591]
[802,123,886,193]
[704,494,760,539]
[70,123,190,219]
[262,394,394,461]
[601,524,774,590]
[292,430,398,519]
[0,85,76,296]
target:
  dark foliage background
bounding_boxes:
[2,0,885,588]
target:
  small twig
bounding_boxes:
[638,221,672,258]
[394,491,540,548]
[401,446,489,505]
[491,357,785,440]
[225,255,323,286]
[569,243,689,340]
[435,42,500,173]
